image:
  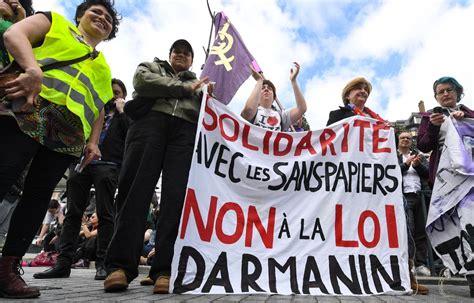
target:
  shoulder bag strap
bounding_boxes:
[40,50,99,72]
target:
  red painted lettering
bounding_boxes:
[320,129,337,156]
[335,204,358,247]
[273,133,293,156]
[358,210,381,248]
[294,131,316,156]
[245,206,275,249]
[263,131,272,155]
[385,204,399,248]
[242,124,259,151]
[180,190,275,249]
[373,122,391,153]
[203,99,218,131]
[215,202,245,244]
[180,188,217,242]
[341,123,349,152]
[219,114,239,142]
[354,119,371,152]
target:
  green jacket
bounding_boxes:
[132,57,202,124]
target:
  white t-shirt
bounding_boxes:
[401,153,421,194]
[42,203,66,225]
[252,106,292,131]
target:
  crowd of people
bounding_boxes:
[0,0,472,299]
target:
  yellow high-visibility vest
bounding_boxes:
[33,12,112,139]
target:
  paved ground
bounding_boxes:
[0,267,472,302]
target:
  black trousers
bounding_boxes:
[58,164,118,267]
[43,231,59,252]
[405,192,428,267]
[0,117,74,257]
[105,112,196,282]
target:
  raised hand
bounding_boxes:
[290,62,300,82]
[250,65,263,81]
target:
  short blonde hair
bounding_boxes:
[341,77,372,105]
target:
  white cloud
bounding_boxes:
[383,3,474,120]
[33,0,474,131]
[101,0,315,108]
[303,0,473,129]
[33,0,68,16]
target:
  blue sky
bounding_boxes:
[42,0,473,129]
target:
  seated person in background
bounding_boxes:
[35,199,65,251]
[326,77,384,125]
[241,63,307,131]
[140,229,156,266]
[71,212,99,269]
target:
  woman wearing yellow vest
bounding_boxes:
[0,0,119,299]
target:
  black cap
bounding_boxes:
[169,39,194,58]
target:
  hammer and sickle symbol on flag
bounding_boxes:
[209,21,235,71]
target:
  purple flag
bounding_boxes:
[201,12,260,104]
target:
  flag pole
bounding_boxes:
[202,0,215,68]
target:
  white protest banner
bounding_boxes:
[426,117,474,276]
[170,94,410,295]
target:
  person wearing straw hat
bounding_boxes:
[327,77,385,125]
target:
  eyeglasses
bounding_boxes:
[399,136,411,140]
[435,87,455,96]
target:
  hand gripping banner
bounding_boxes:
[426,117,474,277]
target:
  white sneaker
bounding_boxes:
[415,265,431,276]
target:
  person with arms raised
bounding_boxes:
[241,63,307,132]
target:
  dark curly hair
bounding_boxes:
[19,0,34,17]
[74,0,120,41]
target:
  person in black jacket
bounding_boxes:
[33,78,130,281]
[327,77,384,126]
